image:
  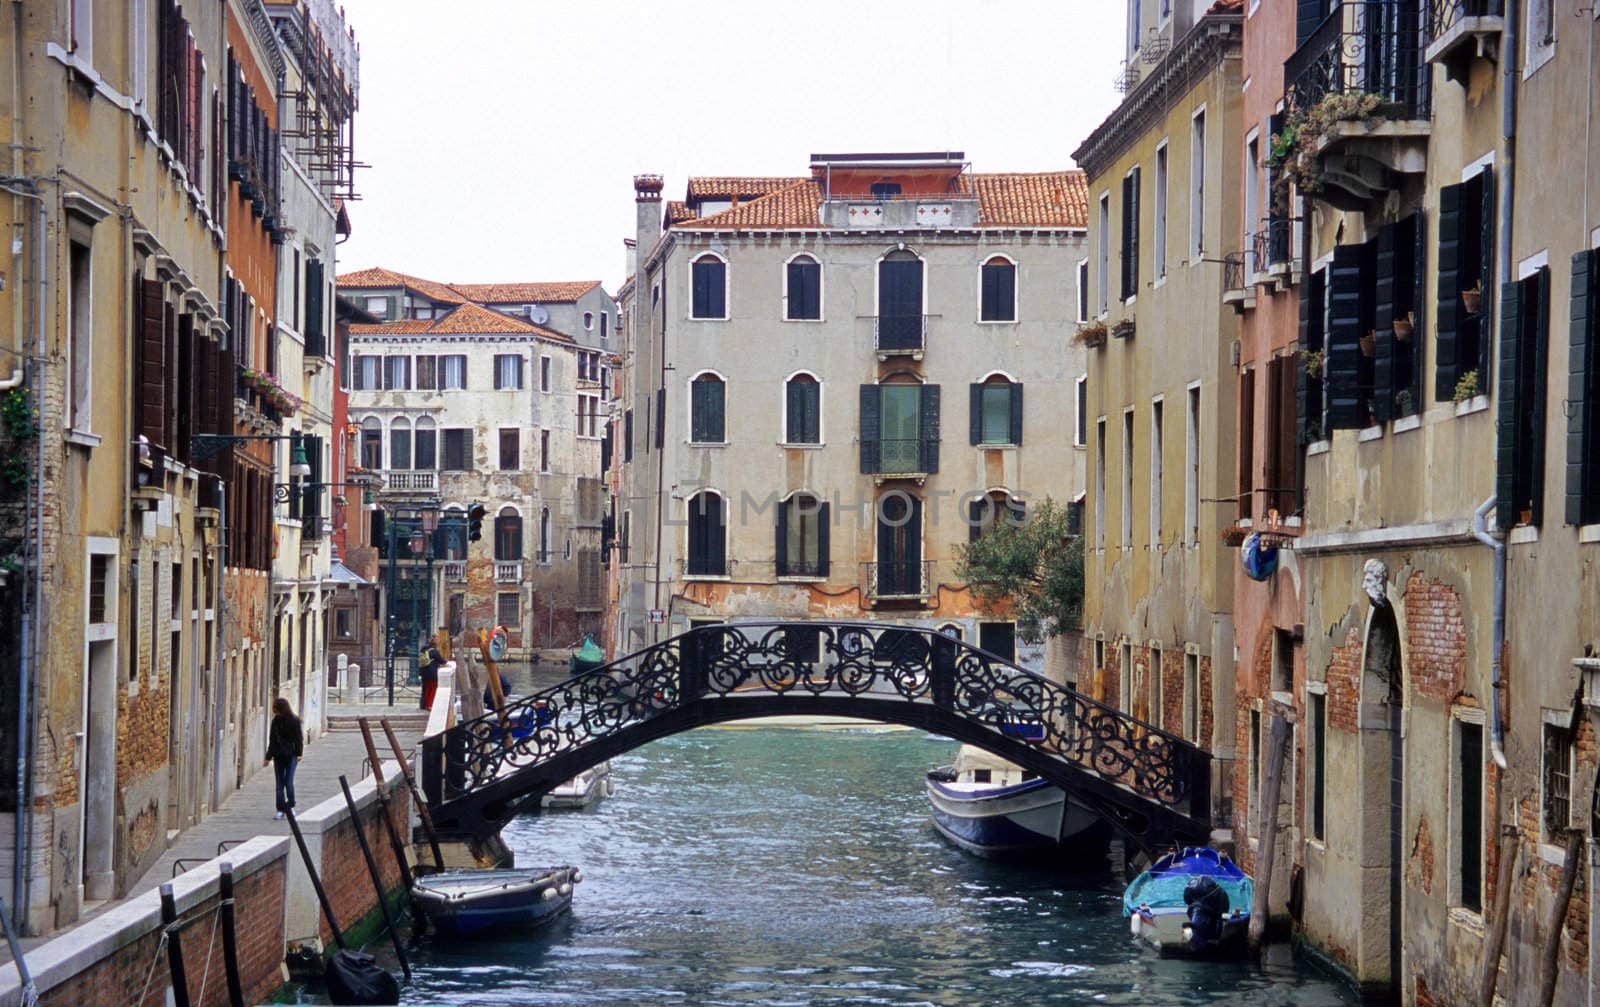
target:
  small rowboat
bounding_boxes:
[1123,847,1253,955]
[411,866,581,937]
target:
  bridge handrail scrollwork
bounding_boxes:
[423,622,1211,837]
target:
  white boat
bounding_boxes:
[924,745,1110,859]
[542,761,615,810]
[1123,846,1253,955]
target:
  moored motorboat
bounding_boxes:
[1122,846,1253,955]
[924,745,1110,859]
[411,866,580,937]
[542,761,616,809]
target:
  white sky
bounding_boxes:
[335,0,1127,293]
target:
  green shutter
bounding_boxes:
[1407,208,1427,409]
[304,259,324,355]
[1495,278,1523,530]
[1568,251,1597,525]
[1436,181,1464,402]
[817,502,831,578]
[1479,165,1496,379]
[1009,382,1024,445]
[969,383,983,445]
[919,384,941,474]
[859,385,880,474]
[1296,270,1323,444]
[1373,222,1398,423]
[1326,244,1366,430]
[1531,266,1551,525]
[774,498,789,577]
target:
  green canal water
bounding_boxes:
[351,727,1359,1006]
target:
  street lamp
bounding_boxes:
[289,438,311,478]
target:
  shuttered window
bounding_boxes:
[1324,240,1376,431]
[1371,210,1426,420]
[1495,267,1550,528]
[980,257,1017,322]
[624,408,634,462]
[353,355,380,390]
[786,256,821,320]
[785,375,820,444]
[440,354,466,389]
[968,379,1023,445]
[382,356,410,390]
[388,422,411,469]
[303,259,325,357]
[1567,249,1600,526]
[1436,168,1495,402]
[691,374,726,443]
[442,428,473,471]
[1238,368,1256,520]
[414,425,437,469]
[686,492,726,576]
[861,383,940,475]
[414,355,437,390]
[494,509,522,562]
[691,255,726,319]
[1265,355,1299,516]
[1120,167,1141,301]
[1298,268,1326,443]
[499,428,521,471]
[775,494,829,578]
[493,354,523,390]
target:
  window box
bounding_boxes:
[1111,318,1135,340]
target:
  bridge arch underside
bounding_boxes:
[430,695,1212,854]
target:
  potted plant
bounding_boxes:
[1461,280,1483,315]
[1392,311,1414,342]
[1112,318,1136,340]
[1072,319,1108,348]
[1395,389,1416,416]
[1301,348,1325,378]
[1453,369,1480,403]
[1359,330,1377,358]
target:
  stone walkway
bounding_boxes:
[2,704,429,959]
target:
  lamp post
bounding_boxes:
[378,500,462,708]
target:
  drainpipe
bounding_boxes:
[1498,0,1518,303]
[1471,495,1508,769]
[211,476,226,811]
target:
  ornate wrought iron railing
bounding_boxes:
[860,560,932,601]
[1285,1,1430,119]
[1426,0,1504,42]
[423,622,1212,842]
[873,314,927,353]
[1222,252,1246,295]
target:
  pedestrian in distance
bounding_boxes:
[268,697,303,819]
[420,634,445,711]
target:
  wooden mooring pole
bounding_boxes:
[217,863,246,1007]
[381,716,446,870]
[1248,712,1290,952]
[339,775,412,981]
[159,883,192,1007]
[359,719,416,890]
[1479,825,1520,1007]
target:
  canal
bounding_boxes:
[329,726,1359,1005]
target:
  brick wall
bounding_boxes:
[1131,646,1150,723]
[1325,626,1363,733]
[1101,639,1121,710]
[317,784,410,946]
[1199,656,1213,752]
[1159,648,1184,735]
[1403,571,1467,703]
[1232,698,1253,873]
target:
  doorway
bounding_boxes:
[1359,601,1403,997]
[80,640,117,903]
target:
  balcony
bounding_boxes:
[862,560,932,603]
[1285,1,1431,210]
[441,561,466,582]
[1248,220,1295,290]
[873,314,927,359]
[381,470,436,493]
[495,561,523,583]
[1221,253,1256,314]
[1425,0,1504,85]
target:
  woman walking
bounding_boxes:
[269,697,304,820]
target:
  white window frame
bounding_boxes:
[1190,106,1207,262]
[1524,0,1556,77]
[684,489,730,580]
[1185,381,1201,545]
[1449,706,1488,913]
[689,251,730,321]
[1097,193,1111,315]
[1153,139,1169,281]
[977,252,1019,325]
[1076,259,1089,322]
[687,369,729,446]
[1095,417,1107,549]
[1244,128,1261,277]
[1150,396,1164,547]
[1074,375,1088,448]
[781,370,824,446]
[1121,407,1135,549]
[782,251,825,323]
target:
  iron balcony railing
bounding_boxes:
[862,560,932,601]
[1222,252,1246,294]
[873,314,928,353]
[1426,0,1504,41]
[1286,1,1431,119]
[878,437,924,475]
[1267,216,1292,268]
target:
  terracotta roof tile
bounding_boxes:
[336,266,466,304]
[665,201,697,225]
[446,280,603,304]
[973,171,1089,228]
[347,303,575,343]
[685,176,804,201]
[676,180,822,230]
[348,319,433,335]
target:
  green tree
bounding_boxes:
[956,497,1084,644]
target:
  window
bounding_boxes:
[1249,708,1262,819]
[441,507,466,561]
[1095,418,1107,548]
[88,553,110,624]
[691,254,727,319]
[1245,132,1260,276]
[1154,142,1169,279]
[1076,260,1090,322]
[1190,110,1207,258]
[1120,641,1133,713]
[978,622,1016,662]
[584,311,594,330]
[442,428,474,471]
[1121,410,1134,548]
[1150,400,1164,545]
[414,418,437,469]
[68,0,92,62]
[440,354,467,390]
[874,492,923,598]
[1264,354,1299,516]
[415,355,437,390]
[786,255,821,321]
[1496,265,1551,527]
[494,354,524,390]
[1324,238,1381,431]
[540,429,550,472]
[1075,376,1088,447]
[1239,368,1256,520]
[686,491,726,576]
[1456,718,1484,912]
[1120,166,1141,301]
[354,354,380,391]
[388,418,412,470]
[776,493,829,578]
[360,417,383,469]
[383,355,410,390]
[365,295,388,319]
[980,256,1016,322]
[1542,721,1572,843]
[968,491,1025,543]
[539,507,551,563]
[1526,0,1556,70]
[1270,627,1295,694]
[785,374,821,444]
[496,591,519,631]
[623,410,633,462]
[494,508,523,562]
[860,382,939,476]
[871,182,902,198]
[691,373,726,443]
[540,356,551,393]
[1098,193,1111,313]
[68,241,92,430]
[1184,653,1200,743]
[972,768,992,784]
[877,250,924,350]
[1185,386,1200,544]
[1437,167,1495,404]
[335,608,352,639]
[970,376,1022,446]
[499,428,520,471]
[1150,645,1164,722]
[1571,248,1600,526]
[601,311,609,339]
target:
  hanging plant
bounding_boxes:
[1270,92,1388,215]
[1,457,26,489]
[1301,348,1325,378]
[1453,369,1481,403]
[1072,319,1108,348]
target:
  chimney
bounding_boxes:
[634,174,663,261]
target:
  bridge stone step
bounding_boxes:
[327,712,430,733]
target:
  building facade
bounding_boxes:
[611,155,1089,674]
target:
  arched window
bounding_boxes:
[690,372,726,443]
[691,253,726,319]
[980,255,1017,321]
[969,373,1023,446]
[360,416,383,469]
[494,506,522,562]
[686,491,726,576]
[968,489,1026,542]
[785,254,821,320]
[784,373,820,444]
[776,492,828,578]
[441,505,466,560]
[583,311,594,330]
[414,416,437,470]
[877,249,923,351]
[388,417,412,470]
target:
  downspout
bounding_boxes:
[1471,496,1508,766]
[210,476,226,811]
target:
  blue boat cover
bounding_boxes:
[1122,846,1254,917]
[1240,532,1279,581]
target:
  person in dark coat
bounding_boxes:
[268,697,304,819]
[483,671,512,712]
[419,637,444,711]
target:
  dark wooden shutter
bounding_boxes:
[919,384,941,474]
[624,408,634,462]
[1436,181,1463,402]
[1373,221,1398,423]
[1495,279,1523,529]
[1568,251,1597,526]
[1241,368,1258,520]
[859,385,881,474]
[140,279,166,446]
[968,383,983,445]
[303,434,322,537]
[1297,269,1325,444]
[1326,244,1366,429]
[816,502,830,578]
[708,495,726,574]
[1120,174,1135,300]
[774,499,789,577]
[1297,0,1326,45]
[1129,168,1140,296]
[1009,382,1024,446]
[177,313,194,464]
[304,259,324,357]
[1276,356,1299,514]
[1479,165,1496,380]
[655,387,665,450]
[1531,266,1550,525]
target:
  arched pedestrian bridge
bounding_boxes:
[420,622,1214,853]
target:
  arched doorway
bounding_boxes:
[1359,595,1403,998]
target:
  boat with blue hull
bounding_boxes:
[1123,847,1253,955]
[924,745,1110,859]
[411,866,581,937]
